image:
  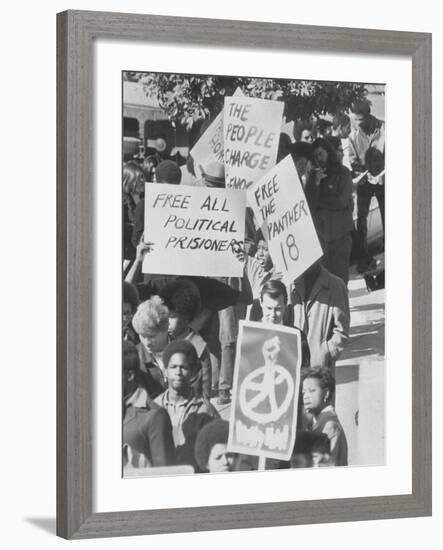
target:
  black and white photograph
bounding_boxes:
[121,71,386,477]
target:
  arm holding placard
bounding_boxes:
[125,239,154,284]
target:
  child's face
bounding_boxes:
[302,377,328,413]
[139,328,168,354]
[255,240,272,270]
[168,313,189,340]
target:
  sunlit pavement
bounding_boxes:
[213,260,386,467]
[336,264,385,466]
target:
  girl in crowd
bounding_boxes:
[301,367,348,466]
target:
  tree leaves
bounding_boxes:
[132,72,369,129]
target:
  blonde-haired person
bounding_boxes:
[131,295,170,398]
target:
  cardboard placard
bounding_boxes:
[248,155,323,282]
[223,96,284,190]
[190,88,244,180]
[143,183,246,277]
[227,321,302,461]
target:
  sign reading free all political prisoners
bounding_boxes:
[224,96,284,190]
[248,154,323,282]
[227,321,302,461]
[143,183,246,277]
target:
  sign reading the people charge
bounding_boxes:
[190,88,244,180]
[248,154,323,282]
[223,96,284,190]
[143,183,246,277]
[227,321,302,461]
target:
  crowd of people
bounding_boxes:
[121,98,385,475]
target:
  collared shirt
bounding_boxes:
[154,389,219,467]
[348,118,385,167]
[155,389,218,447]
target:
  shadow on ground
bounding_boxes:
[25,518,56,535]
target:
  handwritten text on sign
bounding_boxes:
[223,97,283,190]
[248,155,323,281]
[227,321,302,461]
[143,183,246,277]
[190,88,244,180]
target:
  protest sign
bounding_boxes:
[190,88,244,180]
[143,183,246,277]
[223,96,284,190]
[248,154,323,282]
[227,321,302,461]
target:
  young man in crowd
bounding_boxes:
[155,340,219,470]
[289,259,350,373]
[348,100,385,273]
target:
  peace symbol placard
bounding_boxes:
[227,321,302,461]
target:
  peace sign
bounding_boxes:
[239,363,294,424]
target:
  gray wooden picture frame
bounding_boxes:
[56,9,432,540]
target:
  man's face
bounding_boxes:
[165,352,193,391]
[207,443,235,473]
[260,293,285,325]
[139,328,168,355]
[255,240,272,270]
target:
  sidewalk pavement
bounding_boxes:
[213,263,386,467]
